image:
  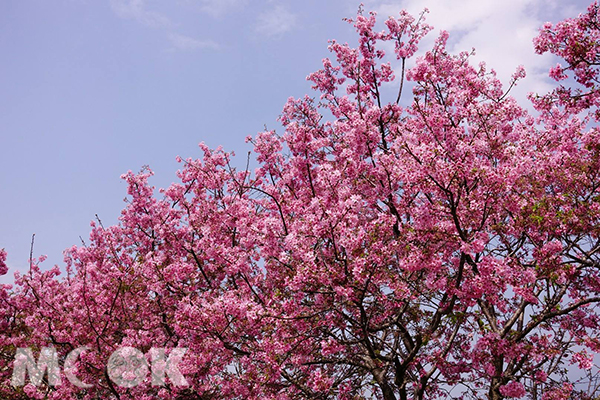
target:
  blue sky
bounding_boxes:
[0,0,591,280]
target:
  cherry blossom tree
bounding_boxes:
[2,3,600,399]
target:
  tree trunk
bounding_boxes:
[373,368,397,400]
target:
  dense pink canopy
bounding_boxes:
[2,3,600,399]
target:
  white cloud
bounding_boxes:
[110,0,171,28]
[109,1,220,52]
[196,0,248,18]
[255,4,297,38]
[168,33,220,51]
[366,0,583,103]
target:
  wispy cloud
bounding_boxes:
[197,0,248,18]
[109,0,219,52]
[168,33,220,51]
[255,4,297,38]
[368,0,577,103]
[110,0,171,28]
